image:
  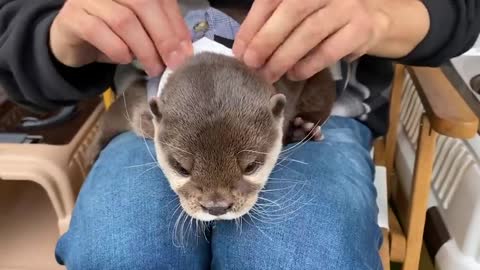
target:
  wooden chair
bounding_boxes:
[374,64,478,270]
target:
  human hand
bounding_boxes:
[49,0,192,77]
[233,0,389,83]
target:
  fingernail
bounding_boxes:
[233,39,246,58]
[166,50,187,70]
[243,49,263,68]
[147,63,165,77]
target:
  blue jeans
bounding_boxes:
[55,116,382,270]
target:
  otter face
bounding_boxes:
[150,94,285,221]
[147,53,286,221]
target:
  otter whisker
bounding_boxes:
[254,195,311,216]
[245,213,273,241]
[237,149,308,165]
[122,93,133,122]
[263,177,310,208]
[277,157,308,165]
[138,117,159,166]
[256,197,282,208]
[257,182,302,207]
[172,210,185,248]
[122,93,157,165]
[185,215,194,244]
[169,203,182,234]
[280,115,331,156]
[255,179,309,216]
[277,127,321,167]
[271,163,304,175]
[279,122,319,154]
[234,217,239,232]
[201,221,209,243]
[266,181,304,186]
[251,202,310,223]
[260,184,299,193]
[248,211,285,228]
[133,165,159,180]
[240,216,244,234]
[156,140,193,156]
[268,177,303,181]
[250,209,291,224]
[123,161,158,169]
[236,149,269,156]
[160,197,180,210]
[179,211,190,246]
[275,119,327,171]
[252,195,313,219]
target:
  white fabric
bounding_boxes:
[374,165,389,229]
[157,37,234,96]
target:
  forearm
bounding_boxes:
[367,0,430,59]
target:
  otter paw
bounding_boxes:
[291,117,324,142]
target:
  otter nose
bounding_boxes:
[201,201,233,216]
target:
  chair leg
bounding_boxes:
[389,207,406,262]
[386,65,405,198]
[380,228,391,270]
[402,114,437,270]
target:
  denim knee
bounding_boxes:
[56,232,210,270]
[212,119,382,270]
[55,132,210,270]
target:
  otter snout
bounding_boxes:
[199,192,234,216]
[200,202,233,216]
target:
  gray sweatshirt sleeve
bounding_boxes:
[0,0,116,112]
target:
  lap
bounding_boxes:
[212,117,382,269]
[55,116,381,270]
[55,133,210,270]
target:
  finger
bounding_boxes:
[70,8,132,64]
[160,0,192,46]
[259,6,348,82]
[116,0,189,69]
[243,0,324,69]
[288,23,366,81]
[84,0,163,76]
[345,45,368,62]
[232,0,281,59]
[96,53,114,63]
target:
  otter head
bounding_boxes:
[148,52,285,221]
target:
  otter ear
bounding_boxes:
[148,97,163,119]
[269,94,286,119]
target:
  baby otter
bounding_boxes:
[99,52,335,221]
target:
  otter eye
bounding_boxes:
[170,158,190,177]
[244,162,260,175]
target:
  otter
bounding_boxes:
[97,52,335,221]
